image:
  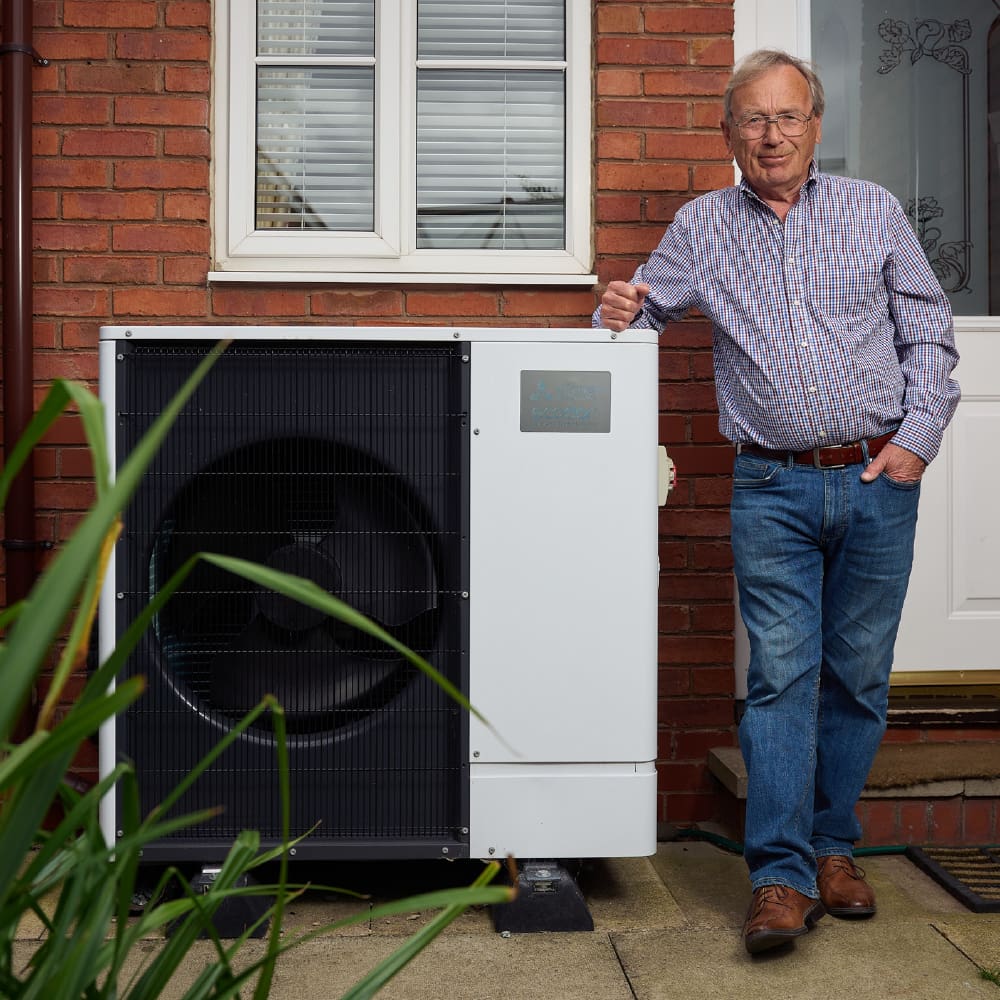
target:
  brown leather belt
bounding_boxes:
[738,430,896,469]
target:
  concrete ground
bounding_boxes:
[13,839,1000,999]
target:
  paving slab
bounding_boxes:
[934,916,1000,979]
[266,932,635,1000]
[612,918,999,1000]
[650,841,748,929]
[859,853,971,917]
[579,857,685,932]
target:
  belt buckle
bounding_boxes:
[812,445,846,470]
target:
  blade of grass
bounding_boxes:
[110,759,145,970]
[15,764,127,880]
[0,679,144,792]
[21,828,111,1000]
[40,869,115,1000]
[36,520,120,731]
[0,380,81,510]
[59,379,113,497]
[253,700,289,1000]
[0,599,25,633]
[126,830,260,1000]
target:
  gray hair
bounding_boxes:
[723,49,825,123]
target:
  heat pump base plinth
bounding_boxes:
[165,868,272,940]
[491,861,593,933]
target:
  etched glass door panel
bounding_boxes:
[811,0,997,314]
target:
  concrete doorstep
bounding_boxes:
[708,744,1000,802]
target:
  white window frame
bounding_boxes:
[211,0,595,284]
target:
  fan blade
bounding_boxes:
[156,466,293,571]
[210,617,400,724]
[256,542,341,633]
[153,445,300,644]
[321,489,437,627]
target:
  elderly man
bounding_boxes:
[595,49,959,955]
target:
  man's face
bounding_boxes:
[722,64,822,204]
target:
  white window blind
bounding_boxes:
[257,0,374,56]
[257,67,375,231]
[417,1,565,59]
[416,2,566,250]
[255,1,375,231]
[214,0,592,282]
[416,71,564,249]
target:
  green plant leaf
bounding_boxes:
[127,830,261,999]
[37,520,119,731]
[59,379,113,497]
[0,682,146,914]
[0,679,144,792]
[193,880,514,1000]
[253,700,289,1000]
[0,380,78,511]
[202,553,484,727]
[342,862,509,1000]
[0,599,25,633]
[14,764,130,898]
[0,342,229,744]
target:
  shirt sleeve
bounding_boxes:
[884,198,961,464]
[592,214,699,331]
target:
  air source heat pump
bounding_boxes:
[98,326,660,864]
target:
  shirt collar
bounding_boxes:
[738,160,820,206]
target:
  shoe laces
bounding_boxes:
[819,855,866,881]
[750,884,793,917]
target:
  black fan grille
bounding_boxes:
[114,340,470,859]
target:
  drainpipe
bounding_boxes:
[1,0,47,738]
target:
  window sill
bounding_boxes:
[207,270,599,286]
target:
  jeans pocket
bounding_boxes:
[734,454,783,488]
[877,471,922,492]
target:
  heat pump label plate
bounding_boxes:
[520,371,611,433]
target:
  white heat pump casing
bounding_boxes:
[98,326,660,860]
[466,337,659,858]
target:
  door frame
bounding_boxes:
[732,0,1000,691]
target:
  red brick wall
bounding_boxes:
[595,1,738,825]
[5,1,740,818]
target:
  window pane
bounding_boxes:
[416,71,565,249]
[258,0,374,57]
[812,0,995,314]
[256,68,374,231]
[418,0,564,60]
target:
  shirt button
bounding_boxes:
[818,430,828,438]
[807,386,817,393]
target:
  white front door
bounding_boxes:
[735,0,1000,684]
[893,321,1000,676]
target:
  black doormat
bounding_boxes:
[906,846,1000,913]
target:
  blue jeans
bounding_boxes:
[731,450,920,897]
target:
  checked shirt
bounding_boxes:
[594,165,960,463]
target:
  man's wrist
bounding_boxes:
[890,419,941,466]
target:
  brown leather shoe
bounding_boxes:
[816,855,876,918]
[743,885,825,954]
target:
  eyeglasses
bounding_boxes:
[735,112,814,140]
